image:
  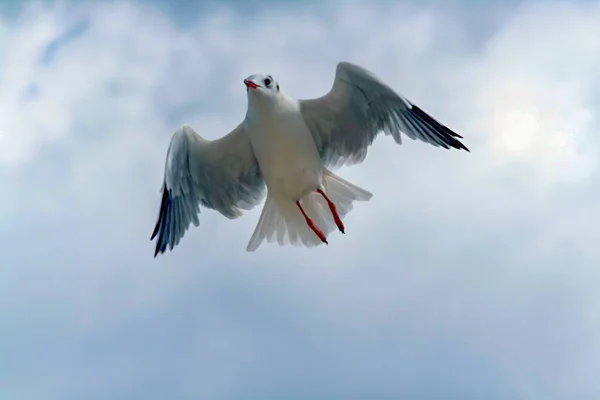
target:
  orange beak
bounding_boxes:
[244,79,259,89]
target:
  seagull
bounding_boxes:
[151,61,469,256]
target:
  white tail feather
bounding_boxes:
[246,169,372,252]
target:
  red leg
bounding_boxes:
[296,201,328,244]
[317,189,345,234]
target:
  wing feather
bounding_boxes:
[151,124,265,256]
[299,61,469,169]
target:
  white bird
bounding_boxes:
[151,61,469,256]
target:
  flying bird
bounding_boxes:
[151,61,469,256]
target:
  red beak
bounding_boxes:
[244,79,259,89]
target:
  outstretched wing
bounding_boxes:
[299,61,469,169]
[151,124,265,257]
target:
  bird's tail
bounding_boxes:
[245,169,373,252]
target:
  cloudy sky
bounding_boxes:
[1,0,600,398]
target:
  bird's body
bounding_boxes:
[244,91,321,202]
[151,62,469,256]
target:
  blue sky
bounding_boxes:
[1,0,600,398]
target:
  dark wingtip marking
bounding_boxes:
[410,105,470,152]
[151,184,170,258]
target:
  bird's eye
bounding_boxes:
[264,78,271,87]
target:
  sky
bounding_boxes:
[1,0,600,398]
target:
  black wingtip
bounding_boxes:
[150,184,170,258]
[451,138,470,152]
[410,105,470,152]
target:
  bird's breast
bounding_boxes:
[247,112,322,200]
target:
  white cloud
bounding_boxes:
[1,1,600,399]
[470,1,600,188]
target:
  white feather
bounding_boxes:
[246,169,372,252]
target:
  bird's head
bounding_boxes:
[243,74,281,103]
